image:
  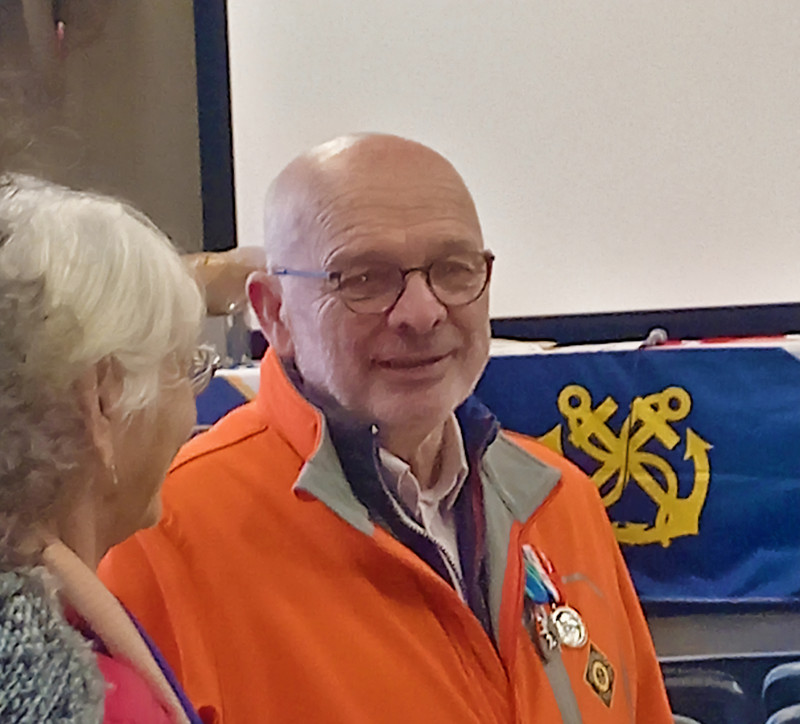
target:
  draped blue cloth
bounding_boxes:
[475,346,800,605]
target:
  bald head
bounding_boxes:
[248,132,491,446]
[262,134,481,267]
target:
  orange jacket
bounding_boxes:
[100,349,672,724]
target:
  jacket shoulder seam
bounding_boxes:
[170,422,272,473]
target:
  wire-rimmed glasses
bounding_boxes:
[188,344,221,396]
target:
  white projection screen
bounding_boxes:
[226,1,800,320]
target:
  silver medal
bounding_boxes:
[550,605,588,648]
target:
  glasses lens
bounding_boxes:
[429,253,490,305]
[336,264,402,313]
[189,345,220,396]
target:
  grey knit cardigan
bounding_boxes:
[0,569,105,723]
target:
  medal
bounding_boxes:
[520,544,588,656]
[550,605,588,648]
[522,599,559,661]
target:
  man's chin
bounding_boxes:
[369,393,461,436]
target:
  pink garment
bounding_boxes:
[96,653,173,724]
[42,539,192,724]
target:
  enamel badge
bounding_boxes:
[585,644,615,707]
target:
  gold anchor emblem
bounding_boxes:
[538,385,712,547]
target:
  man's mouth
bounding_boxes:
[375,353,450,370]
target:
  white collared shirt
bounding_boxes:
[379,414,469,601]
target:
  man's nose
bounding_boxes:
[386,271,447,332]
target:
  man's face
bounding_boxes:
[275,146,491,438]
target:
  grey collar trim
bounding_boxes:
[481,433,562,645]
[482,432,562,522]
[293,424,561,536]
[292,416,374,536]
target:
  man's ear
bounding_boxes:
[75,357,124,471]
[247,271,295,357]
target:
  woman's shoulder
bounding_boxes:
[0,568,105,723]
[0,567,175,724]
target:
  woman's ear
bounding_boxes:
[75,357,124,471]
[247,271,295,358]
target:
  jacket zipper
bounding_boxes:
[377,472,468,602]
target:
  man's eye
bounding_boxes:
[338,267,397,298]
[433,258,480,284]
[437,259,476,275]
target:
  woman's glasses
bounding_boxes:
[188,344,221,396]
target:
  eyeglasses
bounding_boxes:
[188,344,221,396]
[270,250,494,314]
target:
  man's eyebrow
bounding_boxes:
[436,238,480,254]
[326,250,394,269]
[328,239,480,269]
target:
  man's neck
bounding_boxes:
[380,422,448,491]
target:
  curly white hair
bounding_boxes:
[0,174,204,562]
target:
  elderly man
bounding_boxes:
[100,134,672,723]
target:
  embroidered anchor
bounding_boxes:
[538,385,712,547]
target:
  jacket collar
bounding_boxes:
[256,349,560,527]
[255,348,323,462]
[483,433,561,522]
[255,350,373,533]
[293,415,374,536]
[457,393,561,523]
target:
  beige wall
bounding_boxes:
[2,0,203,251]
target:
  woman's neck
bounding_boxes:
[48,485,108,570]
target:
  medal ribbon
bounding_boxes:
[521,544,561,605]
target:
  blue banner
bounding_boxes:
[475,346,800,604]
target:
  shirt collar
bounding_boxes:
[379,413,469,517]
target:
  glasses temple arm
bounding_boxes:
[269,266,333,280]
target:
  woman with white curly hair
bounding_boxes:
[0,175,213,723]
